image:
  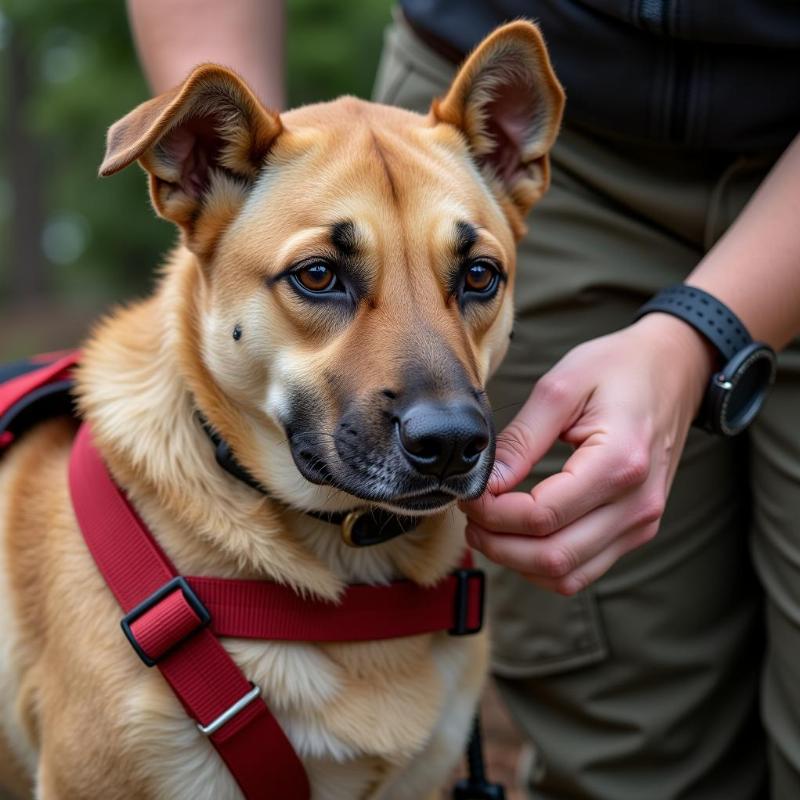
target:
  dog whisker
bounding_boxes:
[489,400,526,414]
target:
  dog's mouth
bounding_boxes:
[382,489,459,514]
[287,427,493,516]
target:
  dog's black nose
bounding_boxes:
[398,402,490,480]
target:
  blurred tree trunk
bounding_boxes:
[5,24,47,303]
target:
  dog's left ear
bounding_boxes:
[432,21,565,231]
[99,64,281,257]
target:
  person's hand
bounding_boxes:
[461,313,715,595]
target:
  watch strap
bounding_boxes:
[635,284,751,362]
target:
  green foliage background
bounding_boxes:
[0,0,393,357]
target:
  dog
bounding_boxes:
[0,21,563,800]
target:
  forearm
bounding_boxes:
[127,0,285,109]
[686,132,800,351]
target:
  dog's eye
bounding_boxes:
[292,262,337,293]
[463,260,499,295]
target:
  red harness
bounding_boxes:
[0,353,485,800]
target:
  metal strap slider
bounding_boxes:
[197,684,262,736]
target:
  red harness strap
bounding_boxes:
[68,423,484,799]
[69,424,311,799]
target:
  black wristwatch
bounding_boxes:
[635,284,776,436]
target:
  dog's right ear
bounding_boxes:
[432,22,564,237]
[100,64,281,256]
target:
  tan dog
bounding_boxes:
[0,21,563,800]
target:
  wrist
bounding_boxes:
[634,285,777,435]
[630,312,717,412]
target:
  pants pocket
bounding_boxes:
[481,555,609,678]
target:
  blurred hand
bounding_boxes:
[461,313,715,595]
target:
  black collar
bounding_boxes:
[198,416,420,547]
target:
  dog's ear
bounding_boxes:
[432,21,565,231]
[99,64,281,256]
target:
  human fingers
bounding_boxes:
[466,486,662,583]
[522,527,657,595]
[464,431,652,536]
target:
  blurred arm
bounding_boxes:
[127,0,286,109]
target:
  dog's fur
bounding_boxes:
[0,22,563,800]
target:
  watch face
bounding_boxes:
[719,344,777,435]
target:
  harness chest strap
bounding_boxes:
[67,423,484,800]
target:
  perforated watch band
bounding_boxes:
[635,284,752,362]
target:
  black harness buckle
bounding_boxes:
[449,568,485,636]
[121,576,211,667]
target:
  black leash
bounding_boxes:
[453,715,506,799]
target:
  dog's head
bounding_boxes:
[100,22,563,517]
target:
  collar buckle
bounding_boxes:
[341,508,369,547]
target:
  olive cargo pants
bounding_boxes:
[373,14,800,799]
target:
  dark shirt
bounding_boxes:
[401,0,800,152]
